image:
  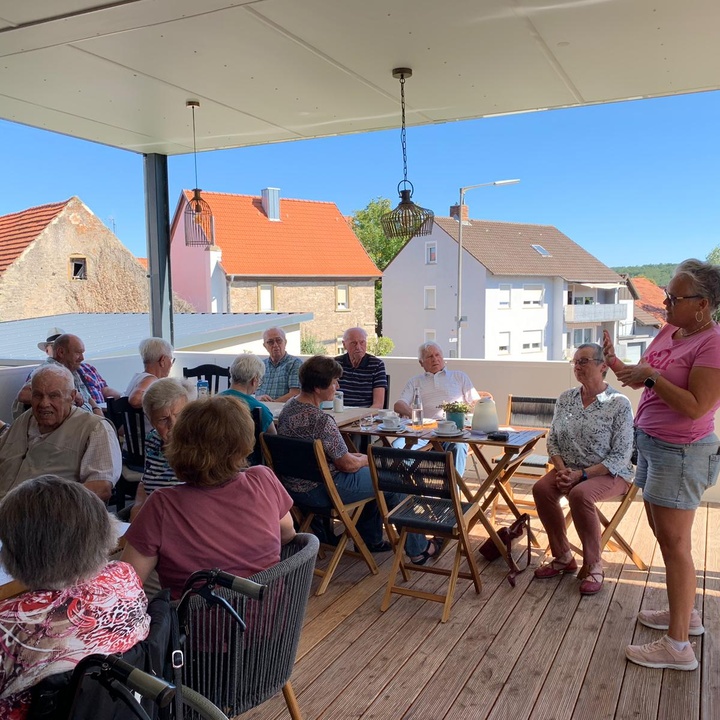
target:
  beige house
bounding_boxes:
[169,188,381,352]
[0,197,183,320]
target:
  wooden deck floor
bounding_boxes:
[240,498,720,720]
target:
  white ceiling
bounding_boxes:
[1,0,718,156]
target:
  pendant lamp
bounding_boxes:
[183,100,215,247]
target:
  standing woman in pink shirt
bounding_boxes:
[603,259,720,671]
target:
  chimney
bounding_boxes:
[261,187,281,221]
[449,204,469,223]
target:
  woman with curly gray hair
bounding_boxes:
[0,476,149,717]
[604,258,720,671]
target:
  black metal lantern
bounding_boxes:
[183,100,215,247]
[380,68,434,241]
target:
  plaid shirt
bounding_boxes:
[77,363,108,404]
[256,354,302,400]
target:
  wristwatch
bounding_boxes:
[580,469,588,481]
[644,371,660,389]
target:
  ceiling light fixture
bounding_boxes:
[183,100,215,247]
[380,68,434,242]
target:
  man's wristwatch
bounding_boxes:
[580,469,588,482]
[644,371,661,389]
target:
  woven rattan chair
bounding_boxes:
[261,434,379,595]
[181,534,319,719]
[182,364,231,394]
[368,445,482,623]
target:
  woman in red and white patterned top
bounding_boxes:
[0,476,150,719]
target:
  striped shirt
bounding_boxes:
[142,429,183,494]
[335,353,387,408]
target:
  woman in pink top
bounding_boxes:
[122,395,295,599]
[603,259,720,672]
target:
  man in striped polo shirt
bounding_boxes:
[335,327,387,409]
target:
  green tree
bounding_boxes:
[351,197,407,334]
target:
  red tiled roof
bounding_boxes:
[0,200,70,274]
[136,257,148,270]
[631,276,666,327]
[433,217,622,283]
[177,191,380,277]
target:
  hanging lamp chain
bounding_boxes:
[191,105,199,191]
[399,73,408,187]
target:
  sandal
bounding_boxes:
[410,538,442,566]
[533,556,578,579]
[579,569,604,595]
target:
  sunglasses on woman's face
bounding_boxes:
[663,290,702,306]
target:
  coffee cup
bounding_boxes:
[378,409,396,419]
[382,416,401,429]
[437,420,458,434]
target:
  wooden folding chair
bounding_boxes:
[368,445,482,623]
[261,433,379,595]
[182,363,231,394]
[552,483,647,570]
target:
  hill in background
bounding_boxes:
[611,263,677,287]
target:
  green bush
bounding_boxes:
[367,336,394,356]
[301,334,327,355]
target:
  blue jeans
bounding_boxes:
[292,466,427,557]
[392,439,468,477]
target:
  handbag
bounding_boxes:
[478,513,531,587]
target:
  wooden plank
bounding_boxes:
[701,504,720,720]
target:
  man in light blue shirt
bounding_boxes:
[256,327,302,402]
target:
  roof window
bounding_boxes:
[531,244,551,257]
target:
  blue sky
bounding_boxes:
[2,89,718,268]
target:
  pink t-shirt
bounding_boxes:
[635,323,720,443]
[125,465,293,598]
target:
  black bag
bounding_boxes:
[478,513,531,587]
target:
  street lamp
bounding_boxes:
[455,178,520,358]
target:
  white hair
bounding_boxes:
[31,363,74,392]
[417,341,442,362]
[230,354,266,384]
[139,337,173,365]
[343,327,367,342]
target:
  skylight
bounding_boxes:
[531,244,551,257]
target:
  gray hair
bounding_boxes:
[343,327,367,342]
[417,341,443,362]
[31,363,74,392]
[139,337,173,365]
[263,327,286,342]
[0,475,116,589]
[230,353,266,384]
[577,342,603,361]
[142,377,195,418]
[675,259,720,311]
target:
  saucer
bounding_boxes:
[378,424,405,432]
[432,429,465,438]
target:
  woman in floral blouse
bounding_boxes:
[532,343,634,595]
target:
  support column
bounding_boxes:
[144,153,174,343]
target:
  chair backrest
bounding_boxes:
[106,397,147,471]
[247,406,264,466]
[506,395,557,429]
[181,533,319,716]
[383,373,391,410]
[182,364,231,394]
[368,445,455,500]
[260,434,332,491]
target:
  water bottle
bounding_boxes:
[333,391,344,412]
[410,387,423,428]
[197,379,209,398]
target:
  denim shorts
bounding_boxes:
[634,428,720,510]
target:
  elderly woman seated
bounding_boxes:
[122,395,295,598]
[0,476,150,719]
[219,353,276,434]
[276,355,438,564]
[129,377,195,521]
[532,343,634,595]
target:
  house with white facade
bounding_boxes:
[617,276,666,362]
[383,206,626,360]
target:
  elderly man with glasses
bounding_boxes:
[256,327,302,402]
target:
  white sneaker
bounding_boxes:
[637,608,704,636]
[626,635,698,671]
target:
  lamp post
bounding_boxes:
[455,178,520,358]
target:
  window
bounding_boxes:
[336,284,350,311]
[522,329,542,352]
[336,336,344,354]
[573,328,594,346]
[424,286,436,309]
[531,244,551,257]
[70,256,87,280]
[425,242,437,264]
[424,329,436,342]
[498,331,510,354]
[498,284,511,309]
[522,284,544,307]
[258,284,274,311]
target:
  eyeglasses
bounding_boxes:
[264,338,284,345]
[664,290,702,306]
[570,358,602,367]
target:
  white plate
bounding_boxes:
[378,424,405,432]
[432,429,465,438]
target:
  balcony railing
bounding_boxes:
[564,303,627,323]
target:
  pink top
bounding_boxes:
[125,465,293,598]
[635,323,720,443]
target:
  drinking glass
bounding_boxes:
[359,414,374,432]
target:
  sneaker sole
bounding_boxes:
[625,649,698,671]
[637,618,705,636]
